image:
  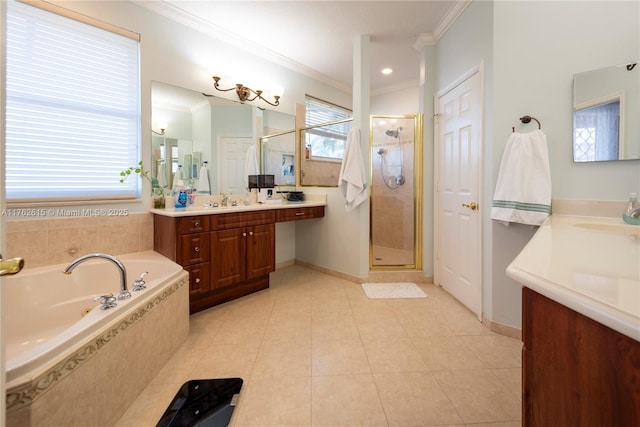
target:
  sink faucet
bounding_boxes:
[630,207,640,219]
[63,253,131,300]
[221,193,231,207]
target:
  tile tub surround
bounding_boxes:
[115,264,522,427]
[6,271,189,427]
[4,212,154,268]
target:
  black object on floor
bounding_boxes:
[156,378,243,427]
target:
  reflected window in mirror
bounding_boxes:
[573,61,638,162]
[305,95,352,162]
[574,99,620,162]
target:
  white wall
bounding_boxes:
[436,0,640,329]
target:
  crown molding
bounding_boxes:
[371,79,420,97]
[433,0,473,42]
[132,0,351,93]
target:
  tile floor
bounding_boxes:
[115,265,523,427]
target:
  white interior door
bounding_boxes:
[218,137,256,195]
[435,70,483,319]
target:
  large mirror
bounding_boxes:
[573,61,639,162]
[151,81,295,195]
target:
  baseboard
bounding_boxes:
[482,315,522,340]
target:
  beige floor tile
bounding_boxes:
[362,338,428,373]
[434,369,521,424]
[312,338,371,376]
[211,315,269,346]
[492,367,523,401]
[312,309,361,340]
[263,309,312,341]
[114,382,180,427]
[352,307,408,340]
[251,338,311,378]
[462,334,523,368]
[413,336,486,371]
[373,372,463,426]
[191,343,259,380]
[312,374,387,427]
[233,375,312,427]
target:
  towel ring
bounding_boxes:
[512,115,541,132]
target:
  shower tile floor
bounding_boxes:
[115,264,522,427]
[372,244,415,266]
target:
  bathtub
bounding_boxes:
[4,250,190,426]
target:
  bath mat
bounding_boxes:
[361,282,427,299]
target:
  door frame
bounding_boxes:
[433,63,484,320]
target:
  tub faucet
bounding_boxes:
[63,253,131,300]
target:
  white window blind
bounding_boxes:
[304,95,352,160]
[6,1,140,201]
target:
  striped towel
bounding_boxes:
[491,129,551,226]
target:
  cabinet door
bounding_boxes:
[210,228,246,289]
[246,223,275,279]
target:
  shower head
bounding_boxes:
[385,127,403,138]
[377,148,386,155]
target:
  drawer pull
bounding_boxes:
[295,212,305,216]
[194,247,200,252]
[195,278,200,284]
[194,221,200,227]
[242,232,247,237]
[249,231,254,236]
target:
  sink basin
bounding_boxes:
[573,222,640,236]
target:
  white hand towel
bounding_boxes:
[157,161,167,188]
[244,145,259,189]
[338,128,368,212]
[197,163,210,194]
[491,129,551,226]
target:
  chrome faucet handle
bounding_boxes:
[93,294,117,310]
[131,271,148,291]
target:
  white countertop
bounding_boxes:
[150,193,327,217]
[506,215,640,341]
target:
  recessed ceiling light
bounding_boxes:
[381,68,393,75]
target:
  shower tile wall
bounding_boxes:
[371,136,415,260]
[5,213,153,268]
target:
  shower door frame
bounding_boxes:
[369,114,423,271]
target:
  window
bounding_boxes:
[5,1,140,202]
[304,96,352,161]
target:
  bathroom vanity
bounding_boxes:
[507,215,640,426]
[152,196,325,313]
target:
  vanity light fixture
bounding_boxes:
[211,76,281,107]
[152,128,166,136]
[381,68,393,75]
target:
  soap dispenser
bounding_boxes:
[622,192,640,225]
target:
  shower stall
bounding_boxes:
[370,115,423,270]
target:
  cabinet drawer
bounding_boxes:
[213,210,276,230]
[178,216,209,234]
[179,233,210,265]
[276,206,325,222]
[184,263,210,296]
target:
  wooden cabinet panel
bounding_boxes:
[246,223,275,279]
[215,210,276,229]
[522,288,640,427]
[210,228,245,289]
[275,206,325,222]
[178,233,210,265]
[184,263,209,297]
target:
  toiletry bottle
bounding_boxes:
[622,192,640,225]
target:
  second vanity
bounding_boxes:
[152,195,326,313]
[507,215,640,426]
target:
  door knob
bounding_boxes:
[462,202,478,211]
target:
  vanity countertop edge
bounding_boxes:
[506,214,640,341]
[150,194,327,218]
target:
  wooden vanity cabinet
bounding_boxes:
[275,206,325,222]
[522,287,640,427]
[209,211,275,289]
